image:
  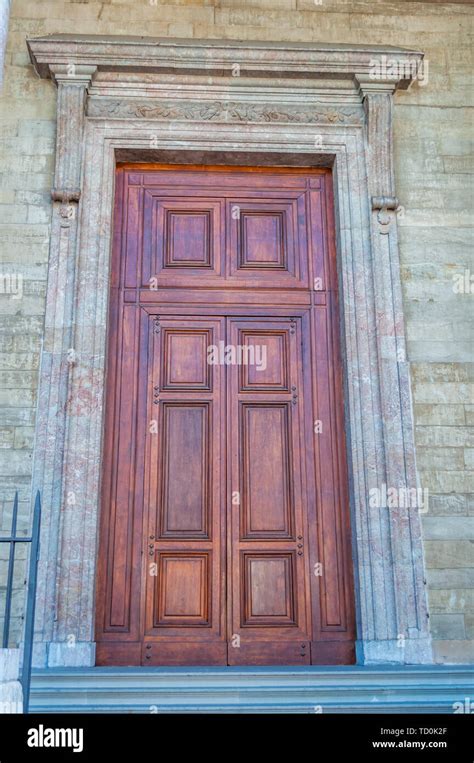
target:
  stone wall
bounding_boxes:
[0,0,472,662]
[0,649,23,713]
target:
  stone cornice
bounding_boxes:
[27,34,423,92]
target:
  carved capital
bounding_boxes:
[50,66,96,208]
[356,77,398,99]
[50,64,97,87]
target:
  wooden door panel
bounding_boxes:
[143,315,226,664]
[141,176,310,290]
[228,641,311,666]
[241,552,297,625]
[153,552,211,626]
[228,316,312,665]
[228,195,309,287]
[307,299,356,664]
[160,327,213,391]
[143,193,224,283]
[96,166,356,667]
[239,330,290,392]
[95,300,146,652]
[158,402,210,538]
[240,403,293,539]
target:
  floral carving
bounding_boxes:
[88,99,363,125]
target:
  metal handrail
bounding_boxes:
[1,490,41,713]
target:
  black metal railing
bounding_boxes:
[1,490,41,713]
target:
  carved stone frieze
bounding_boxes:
[87,98,364,125]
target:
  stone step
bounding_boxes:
[30,665,474,714]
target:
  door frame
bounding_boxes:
[27,35,432,668]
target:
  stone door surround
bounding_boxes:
[27,35,431,667]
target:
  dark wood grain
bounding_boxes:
[95,165,355,666]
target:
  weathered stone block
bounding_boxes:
[427,493,470,516]
[416,427,474,448]
[425,541,474,569]
[13,427,35,449]
[464,449,474,470]
[427,568,474,589]
[430,614,466,640]
[414,405,465,426]
[429,589,474,614]
[464,614,474,640]
[433,640,474,664]
[422,517,474,540]
[411,363,473,383]
[416,447,464,471]
[466,406,474,426]
[0,429,14,449]
[419,471,474,494]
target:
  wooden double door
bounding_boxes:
[96,165,355,666]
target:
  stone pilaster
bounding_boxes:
[358,79,432,663]
[31,65,96,668]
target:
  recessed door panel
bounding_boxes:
[159,402,210,538]
[239,330,290,391]
[161,328,213,391]
[241,403,293,538]
[228,195,309,287]
[242,552,297,626]
[154,552,211,626]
